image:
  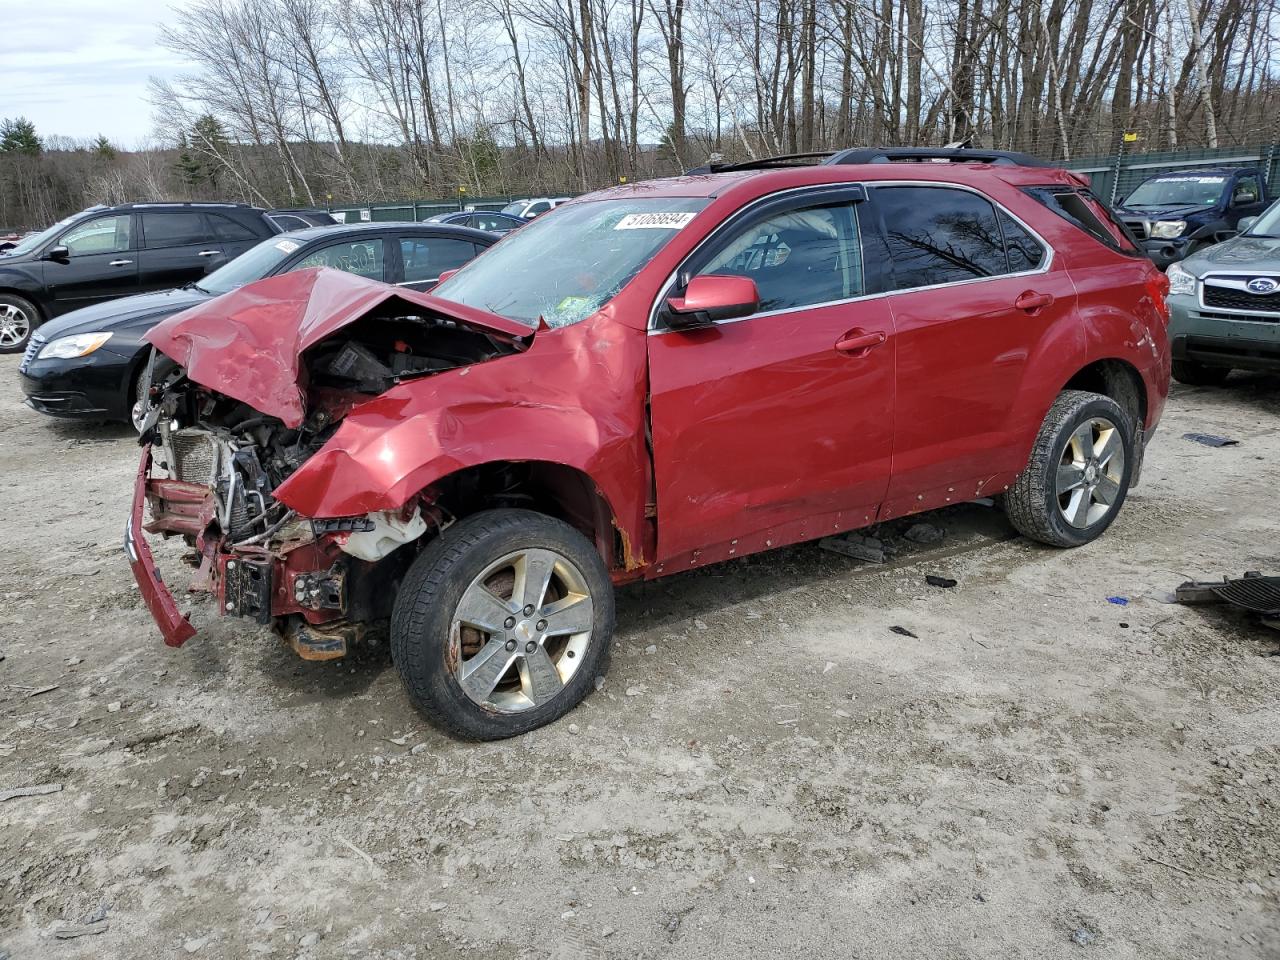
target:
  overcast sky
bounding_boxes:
[1,2,189,147]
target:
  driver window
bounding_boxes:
[1235,176,1260,205]
[61,215,132,256]
[694,201,862,313]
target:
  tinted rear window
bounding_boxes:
[872,185,1010,289]
[143,212,209,248]
[1026,188,1142,255]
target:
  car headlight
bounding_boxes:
[1150,220,1187,239]
[36,332,113,360]
[1166,263,1197,297]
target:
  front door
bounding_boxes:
[861,184,1078,515]
[647,188,896,565]
[45,213,140,315]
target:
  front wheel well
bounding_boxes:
[422,461,622,571]
[0,289,45,322]
[1062,359,1147,430]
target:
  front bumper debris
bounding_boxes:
[125,449,197,647]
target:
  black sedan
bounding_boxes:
[19,222,496,428]
[426,210,527,234]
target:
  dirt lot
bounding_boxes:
[1,352,1278,960]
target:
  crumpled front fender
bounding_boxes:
[272,317,650,560]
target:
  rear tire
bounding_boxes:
[0,294,39,354]
[1172,359,1231,387]
[1005,390,1135,548]
[391,508,614,740]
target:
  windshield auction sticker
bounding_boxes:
[274,239,301,253]
[614,212,698,230]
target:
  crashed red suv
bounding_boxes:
[128,148,1170,740]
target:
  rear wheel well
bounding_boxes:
[423,462,622,571]
[1062,359,1146,430]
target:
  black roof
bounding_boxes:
[688,146,1055,175]
[282,221,499,244]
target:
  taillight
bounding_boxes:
[1146,270,1171,324]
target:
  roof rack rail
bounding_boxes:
[824,147,1054,168]
[685,146,1054,175]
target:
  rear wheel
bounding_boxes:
[0,294,38,353]
[1172,359,1231,387]
[1005,390,1134,548]
[391,508,614,740]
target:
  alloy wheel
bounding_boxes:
[0,304,30,348]
[451,548,594,713]
[1056,416,1126,529]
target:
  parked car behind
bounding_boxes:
[0,202,281,353]
[1165,198,1280,384]
[426,210,527,234]
[128,148,1170,740]
[20,222,496,428]
[499,197,572,220]
[268,208,339,231]
[1112,167,1269,268]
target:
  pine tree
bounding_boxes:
[0,117,42,156]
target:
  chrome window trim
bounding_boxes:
[1198,270,1280,316]
[647,179,1055,334]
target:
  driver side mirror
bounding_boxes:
[663,275,760,329]
[1237,216,1259,233]
[43,245,70,262]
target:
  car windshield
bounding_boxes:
[1244,201,1280,237]
[434,197,710,328]
[500,201,527,216]
[1124,176,1227,208]
[2,216,78,257]
[200,236,304,295]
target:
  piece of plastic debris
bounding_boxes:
[1106,596,1129,606]
[0,783,63,802]
[819,532,887,563]
[54,920,109,939]
[925,575,957,588]
[889,625,919,638]
[1182,432,1238,447]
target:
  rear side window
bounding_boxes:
[872,186,1008,289]
[211,214,260,241]
[1026,188,1142,256]
[693,201,863,312]
[143,212,209,249]
[400,237,477,284]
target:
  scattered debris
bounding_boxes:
[54,920,109,939]
[409,743,428,756]
[925,575,957,589]
[1175,572,1280,631]
[625,685,644,697]
[889,626,919,639]
[1182,432,1238,447]
[819,532,888,563]
[106,701,122,713]
[1106,596,1129,606]
[336,834,379,872]
[27,684,59,698]
[1,783,63,802]
[1070,927,1096,946]
[903,522,944,544]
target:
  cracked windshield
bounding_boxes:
[434,197,709,327]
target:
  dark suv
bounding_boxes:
[0,202,279,352]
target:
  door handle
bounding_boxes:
[198,250,221,257]
[109,259,133,266]
[1014,290,1053,312]
[834,329,887,356]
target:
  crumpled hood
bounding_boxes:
[145,267,533,428]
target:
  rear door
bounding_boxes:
[863,184,1076,517]
[136,211,224,292]
[647,186,896,565]
[44,212,140,314]
[395,234,484,291]
[207,212,265,263]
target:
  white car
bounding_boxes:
[499,197,572,220]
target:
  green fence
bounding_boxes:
[325,145,1280,220]
[1068,144,1280,204]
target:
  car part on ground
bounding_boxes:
[128,153,1170,739]
[19,223,497,426]
[1176,573,1280,633]
[0,202,281,353]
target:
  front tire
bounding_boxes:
[1172,359,1231,387]
[0,294,39,353]
[1005,390,1134,548]
[391,508,615,740]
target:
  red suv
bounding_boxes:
[128,148,1170,739]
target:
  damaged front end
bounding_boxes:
[126,268,531,659]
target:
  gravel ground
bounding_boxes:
[0,352,1277,960]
